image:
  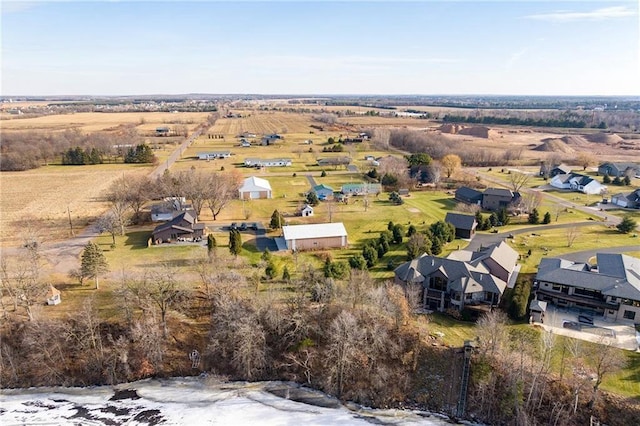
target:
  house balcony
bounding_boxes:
[536,289,619,310]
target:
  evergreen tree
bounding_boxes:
[348,254,367,270]
[207,234,217,257]
[391,224,404,244]
[489,212,499,227]
[306,191,319,206]
[498,208,510,226]
[602,174,611,184]
[265,260,277,280]
[528,208,540,224]
[406,224,417,237]
[617,215,637,234]
[80,241,109,289]
[362,245,378,268]
[261,248,272,262]
[624,175,632,186]
[543,212,551,224]
[282,265,291,282]
[229,229,242,256]
[270,210,284,229]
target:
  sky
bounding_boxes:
[1,1,639,96]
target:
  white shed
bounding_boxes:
[301,204,314,217]
[282,222,348,251]
[238,176,272,199]
[46,285,61,306]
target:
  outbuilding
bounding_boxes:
[238,176,272,199]
[282,222,348,251]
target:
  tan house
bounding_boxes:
[282,222,348,251]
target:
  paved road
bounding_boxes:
[465,221,607,252]
[560,245,640,263]
[306,174,318,188]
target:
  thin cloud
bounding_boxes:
[525,6,636,22]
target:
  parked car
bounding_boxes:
[578,315,594,325]
[239,223,248,231]
[230,222,238,230]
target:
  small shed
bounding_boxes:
[301,204,314,217]
[529,299,547,324]
[46,285,61,306]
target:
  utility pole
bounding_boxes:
[67,204,74,236]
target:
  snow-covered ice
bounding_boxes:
[0,377,450,425]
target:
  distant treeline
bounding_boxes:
[443,114,589,128]
[60,143,155,166]
[0,129,142,171]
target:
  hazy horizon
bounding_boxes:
[2,1,639,97]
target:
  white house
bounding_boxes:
[550,173,606,195]
[300,204,314,217]
[46,285,61,306]
[239,176,272,199]
[282,222,348,251]
[198,151,231,160]
[244,158,292,168]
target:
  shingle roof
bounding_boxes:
[483,188,514,197]
[455,186,483,201]
[445,212,477,231]
[395,241,516,296]
[536,254,640,300]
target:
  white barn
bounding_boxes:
[238,176,272,199]
[282,222,348,251]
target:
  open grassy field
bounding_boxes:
[1,111,211,134]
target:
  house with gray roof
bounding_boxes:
[341,183,382,196]
[539,162,572,178]
[151,211,205,244]
[534,254,640,324]
[611,189,640,209]
[550,173,606,195]
[455,186,483,205]
[394,241,519,313]
[482,188,520,211]
[445,212,477,239]
[598,162,640,178]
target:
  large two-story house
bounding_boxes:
[534,253,640,324]
[394,241,519,313]
[481,188,520,211]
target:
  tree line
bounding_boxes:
[0,129,142,171]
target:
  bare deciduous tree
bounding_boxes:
[508,171,531,193]
[566,226,580,247]
[206,171,242,220]
[476,310,509,358]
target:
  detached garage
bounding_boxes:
[239,176,272,199]
[282,222,348,251]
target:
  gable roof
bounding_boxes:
[395,241,517,296]
[282,222,347,240]
[313,184,334,192]
[152,211,197,236]
[483,188,514,198]
[240,176,272,191]
[455,186,483,201]
[445,212,477,231]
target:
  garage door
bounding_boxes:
[250,191,261,199]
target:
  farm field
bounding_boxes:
[0,164,152,244]
[1,111,211,134]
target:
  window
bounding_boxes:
[552,284,562,291]
[623,310,636,320]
